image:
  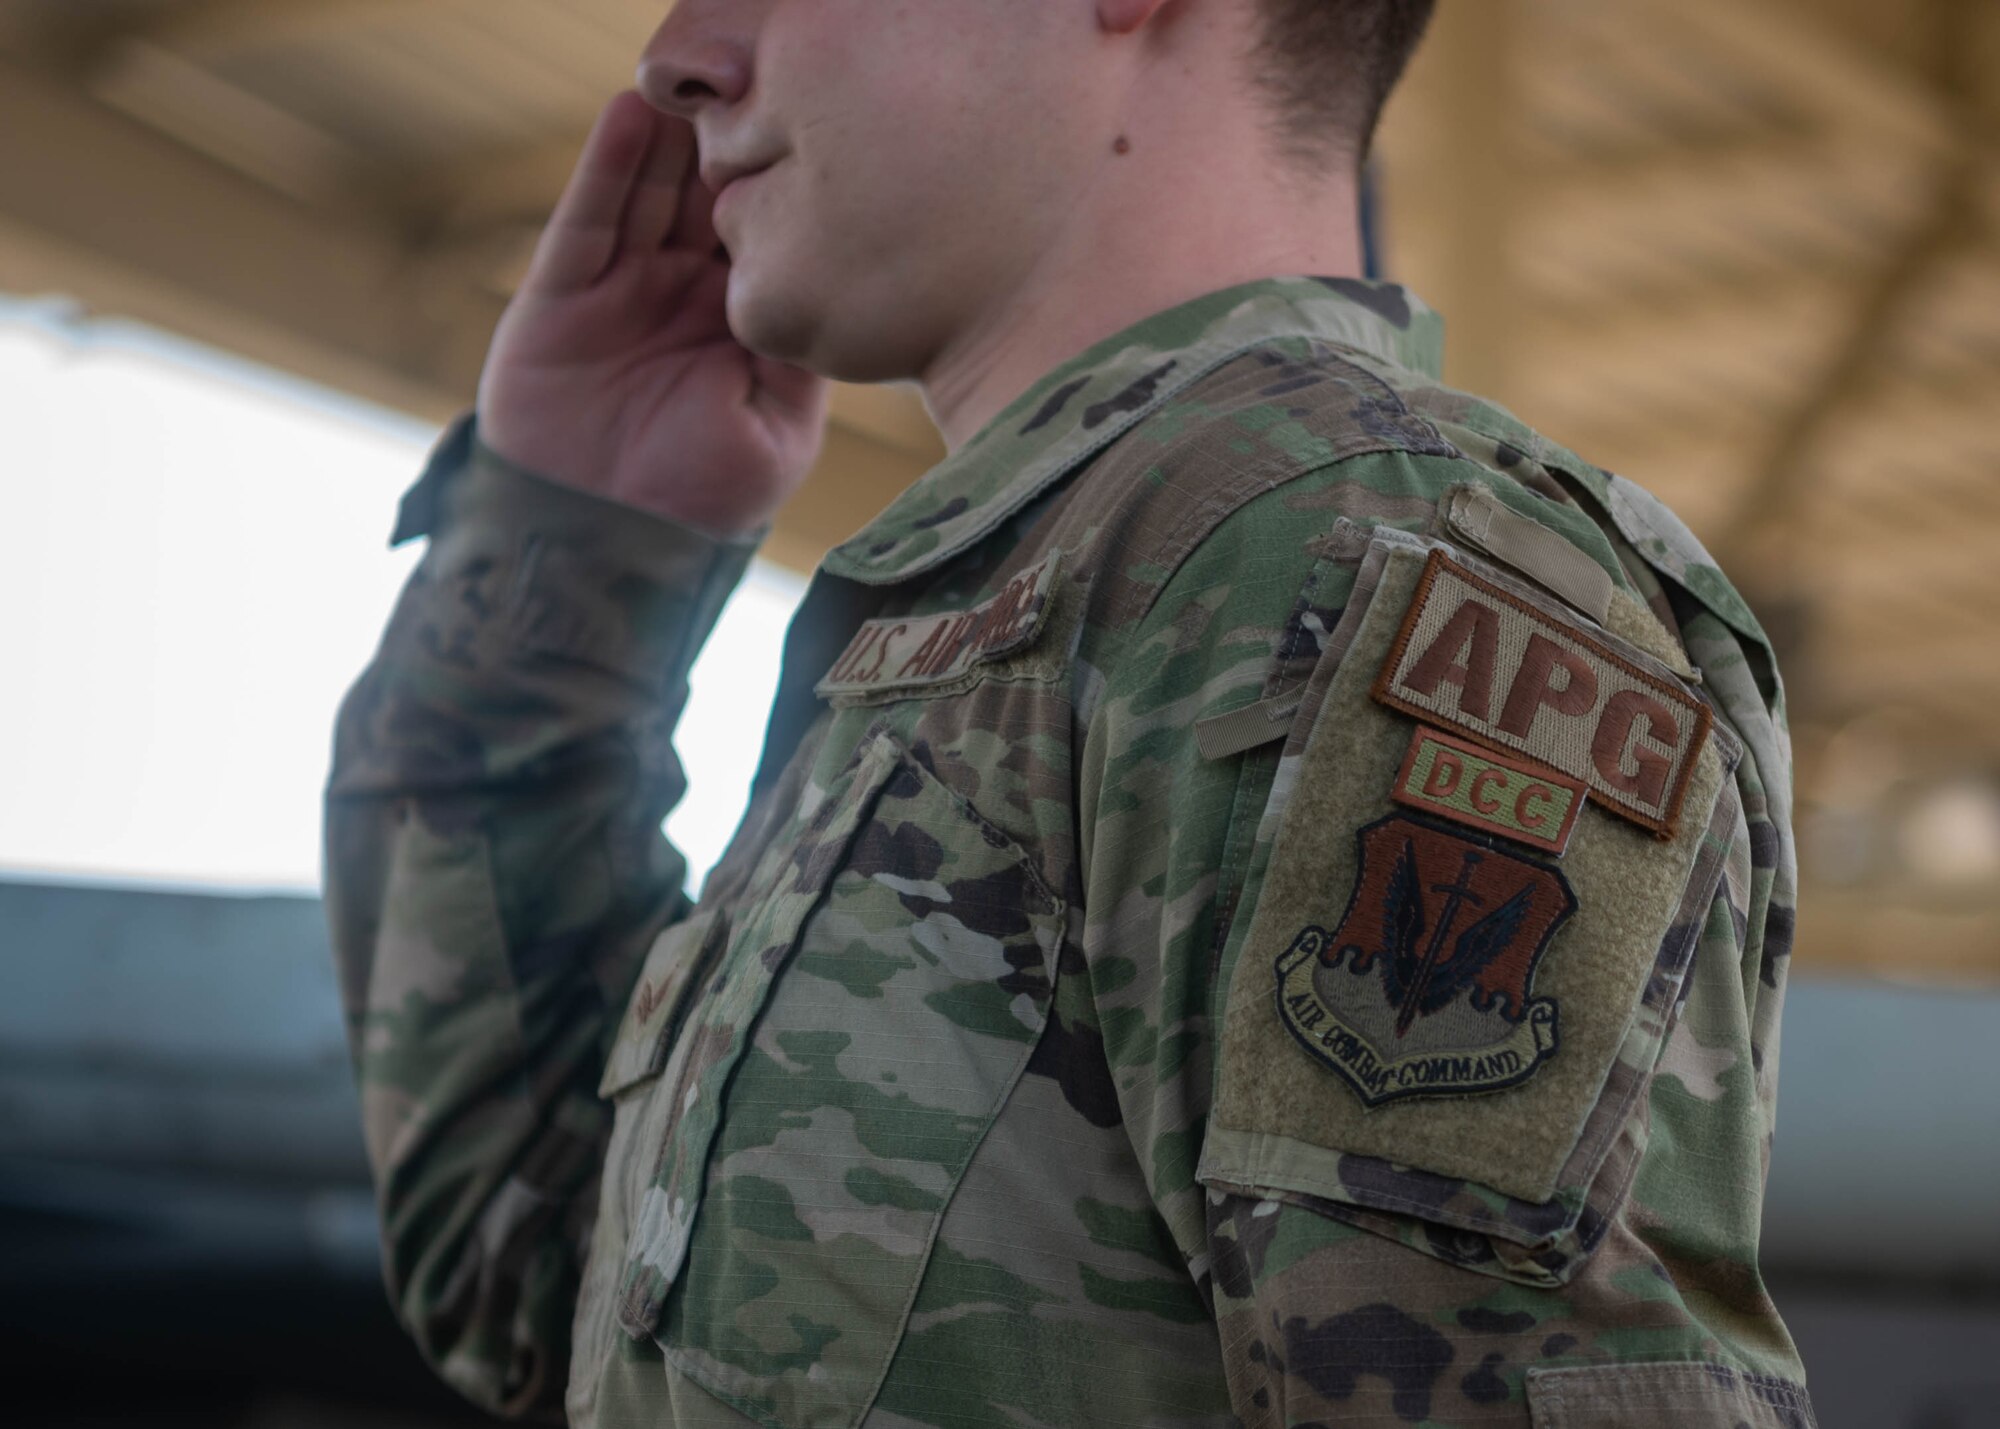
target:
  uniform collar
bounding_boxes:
[821,275,1445,586]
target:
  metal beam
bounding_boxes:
[1516,272,1847,438]
[138,0,417,53]
[394,139,586,232]
[43,0,424,78]
[1673,0,1953,158]
[1813,547,2000,611]
[1721,215,1986,569]
[1717,0,1990,572]
[1524,136,1929,313]
[88,38,378,209]
[0,56,499,419]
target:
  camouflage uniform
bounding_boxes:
[326,277,1815,1427]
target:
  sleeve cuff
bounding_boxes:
[383,410,761,688]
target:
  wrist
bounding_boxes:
[472,420,775,544]
[468,422,769,551]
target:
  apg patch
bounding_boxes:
[1393,726,1585,855]
[1372,550,1712,837]
[1274,814,1575,1105]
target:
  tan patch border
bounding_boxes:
[1371,550,1713,839]
[1391,725,1586,856]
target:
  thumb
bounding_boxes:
[751,354,828,420]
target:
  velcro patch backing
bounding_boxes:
[1393,726,1585,855]
[1373,551,1711,837]
[1203,542,1734,1208]
[816,550,1062,699]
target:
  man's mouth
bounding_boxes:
[702,155,777,196]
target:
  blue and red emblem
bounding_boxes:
[1274,813,1577,1105]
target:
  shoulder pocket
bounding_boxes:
[1199,539,1740,1287]
[617,724,1066,1429]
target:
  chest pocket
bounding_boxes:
[615,723,1065,1428]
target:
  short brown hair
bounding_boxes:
[1249,0,1437,168]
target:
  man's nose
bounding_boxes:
[636,1,751,118]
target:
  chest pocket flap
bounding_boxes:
[617,723,1066,1428]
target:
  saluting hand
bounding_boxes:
[476,90,828,538]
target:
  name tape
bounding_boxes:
[817,550,1063,699]
[1373,551,1711,838]
[1392,726,1586,855]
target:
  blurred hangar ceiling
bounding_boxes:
[1,0,1996,976]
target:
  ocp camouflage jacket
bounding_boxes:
[325,277,1816,1428]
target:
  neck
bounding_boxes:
[918,146,1365,454]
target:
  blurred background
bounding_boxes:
[1,0,1996,1425]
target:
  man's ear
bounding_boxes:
[1097,0,1174,36]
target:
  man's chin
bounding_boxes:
[726,266,926,387]
[725,269,817,368]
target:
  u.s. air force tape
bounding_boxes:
[816,550,1063,700]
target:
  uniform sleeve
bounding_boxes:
[1078,458,1812,1428]
[1196,810,1810,1429]
[322,415,755,1419]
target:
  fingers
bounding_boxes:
[671,159,722,258]
[619,107,697,254]
[523,90,660,294]
[751,355,825,416]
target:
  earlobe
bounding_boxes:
[1096,0,1173,37]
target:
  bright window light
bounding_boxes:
[0,297,802,897]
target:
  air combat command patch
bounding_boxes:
[1274,813,1577,1106]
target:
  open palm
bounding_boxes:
[477,90,827,537]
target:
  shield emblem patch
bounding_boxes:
[1274,813,1576,1105]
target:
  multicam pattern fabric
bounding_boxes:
[326,276,1813,1427]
